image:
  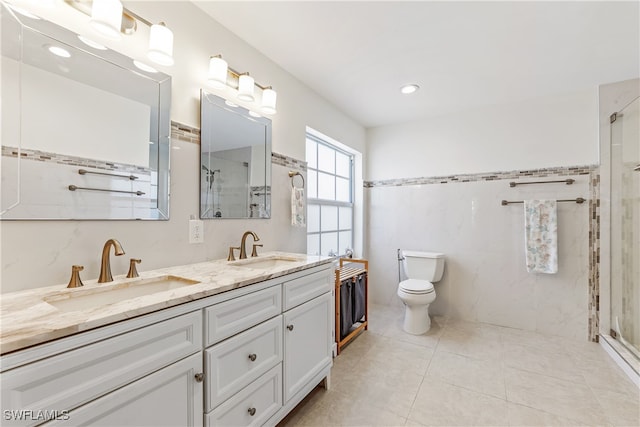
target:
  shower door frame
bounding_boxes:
[598,78,640,383]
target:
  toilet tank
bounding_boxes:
[402,250,445,282]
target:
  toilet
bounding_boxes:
[397,250,445,335]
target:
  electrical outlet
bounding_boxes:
[189,219,204,244]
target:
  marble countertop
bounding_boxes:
[0,252,333,355]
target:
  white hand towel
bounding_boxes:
[291,187,305,227]
[524,200,558,274]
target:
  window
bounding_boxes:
[306,133,353,256]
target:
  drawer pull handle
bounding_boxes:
[287,324,294,331]
[248,353,257,362]
[248,407,257,416]
[194,373,204,383]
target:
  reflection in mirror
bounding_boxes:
[0,5,171,220]
[200,91,271,219]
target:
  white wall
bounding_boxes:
[0,1,365,293]
[365,90,599,340]
[366,89,598,180]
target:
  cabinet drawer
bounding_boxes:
[283,269,332,311]
[204,285,281,346]
[205,315,282,411]
[44,353,203,427]
[206,364,282,427]
[1,311,202,426]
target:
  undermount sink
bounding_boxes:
[230,256,301,269]
[44,275,200,312]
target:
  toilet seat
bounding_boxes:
[399,279,434,295]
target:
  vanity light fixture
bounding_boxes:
[261,87,277,114]
[400,83,420,94]
[89,0,123,40]
[207,54,278,115]
[238,73,255,102]
[208,55,228,89]
[147,22,174,66]
[65,0,175,67]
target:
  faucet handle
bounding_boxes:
[251,244,263,258]
[67,265,85,288]
[228,247,240,261]
[127,258,141,278]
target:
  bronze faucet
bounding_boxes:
[239,231,260,259]
[98,239,125,283]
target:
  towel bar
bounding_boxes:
[288,171,305,189]
[68,185,145,196]
[509,179,574,187]
[501,197,585,206]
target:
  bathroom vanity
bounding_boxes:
[0,253,334,426]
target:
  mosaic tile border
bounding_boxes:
[588,171,601,342]
[1,146,151,175]
[171,121,200,145]
[271,152,307,171]
[364,165,595,187]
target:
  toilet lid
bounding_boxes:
[399,279,434,294]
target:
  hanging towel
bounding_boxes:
[291,187,305,227]
[524,200,558,274]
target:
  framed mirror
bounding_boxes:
[200,91,271,219]
[0,5,171,220]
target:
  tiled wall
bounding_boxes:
[365,164,600,341]
[589,172,601,342]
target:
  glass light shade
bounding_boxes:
[90,0,123,40]
[261,87,277,114]
[147,23,174,66]
[237,74,255,102]
[208,56,228,89]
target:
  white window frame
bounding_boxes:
[306,133,354,257]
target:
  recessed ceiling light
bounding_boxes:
[133,60,158,73]
[46,45,71,58]
[400,84,420,95]
[77,35,107,50]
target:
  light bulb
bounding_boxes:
[237,74,255,102]
[147,22,174,66]
[208,55,228,89]
[261,87,277,114]
[90,0,123,40]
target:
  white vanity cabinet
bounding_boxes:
[0,311,203,427]
[0,260,334,427]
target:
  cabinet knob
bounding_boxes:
[194,373,204,383]
[287,324,294,331]
[247,407,256,416]
[248,353,257,362]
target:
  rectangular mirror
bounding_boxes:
[0,5,171,220]
[200,90,271,219]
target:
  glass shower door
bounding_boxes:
[610,96,640,359]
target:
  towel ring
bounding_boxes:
[288,171,305,189]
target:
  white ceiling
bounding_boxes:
[193,1,640,128]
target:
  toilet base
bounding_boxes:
[403,304,431,335]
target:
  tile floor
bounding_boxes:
[279,304,640,427]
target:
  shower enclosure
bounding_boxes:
[610,96,640,360]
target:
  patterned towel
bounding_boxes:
[291,187,305,227]
[524,200,558,274]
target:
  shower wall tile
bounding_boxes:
[366,166,596,340]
